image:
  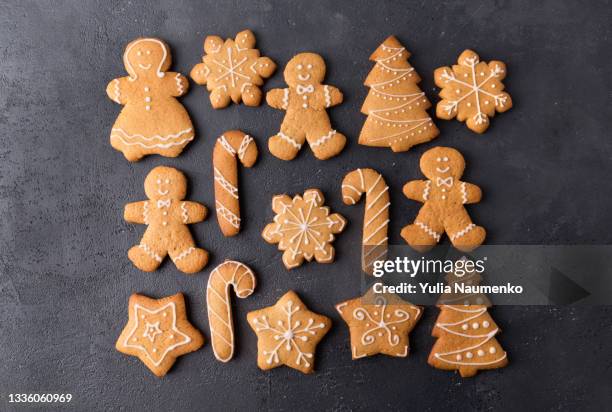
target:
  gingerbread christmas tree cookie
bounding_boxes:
[191,29,276,108]
[359,36,439,152]
[262,189,346,269]
[116,293,204,377]
[434,49,512,133]
[247,291,331,374]
[106,37,194,161]
[336,288,422,359]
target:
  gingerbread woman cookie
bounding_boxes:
[124,166,209,274]
[106,38,194,161]
[266,53,346,160]
[116,293,204,377]
[191,29,276,108]
[401,147,486,252]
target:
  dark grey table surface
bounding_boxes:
[1,0,611,410]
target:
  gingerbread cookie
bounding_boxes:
[191,29,276,108]
[359,35,439,152]
[342,168,390,273]
[401,147,486,252]
[116,293,204,377]
[266,53,346,160]
[434,49,512,133]
[206,260,256,362]
[429,304,508,377]
[262,189,346,269]
[124,166,209,273]
[106,38,194,161]
[213,130,258,237]
[247,290,331,374]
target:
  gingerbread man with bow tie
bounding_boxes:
[401,147,486,252]
[266,53,346,160]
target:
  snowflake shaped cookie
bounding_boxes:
[262,189,347,269]
[115,293,204,377]
[191,29,276,108]
[247,290,331,374]
[336,289,422,359]
[434,49,512,133]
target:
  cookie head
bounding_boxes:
[420,147,465,181]
[284,53,325,87]
[144,166,187,200]
[124,38,171,79]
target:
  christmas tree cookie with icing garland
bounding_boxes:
[359,35,439,152]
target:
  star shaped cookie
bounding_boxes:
[116,293,204,377]
[247,291,331,374]
[336,289,422,359]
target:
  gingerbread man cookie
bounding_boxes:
[106,38,194,161]
[262,189,347,269]
[191,29,276,109]
[266,53,346,160]
[247,290,331,374]
[336,288,422,360]
[434,49,512,133]
[116,293,204,377]
[401,147,486,252]
[124,166,209,274]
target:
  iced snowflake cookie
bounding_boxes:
[124,166,209,274]
[434,49,512,133]
[336,288,422,360]
[106,37,194,161]
[262,189,347,269]
[359,35,439,152]
[401,147,486,252]
[266,53,346,160]
[190,29,276,108]
[116,293,204,377]
[247,290,331,374]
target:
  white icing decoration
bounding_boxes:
[124,38,168,81]
[237,134,253,161]
[323,85,331,108]
[351,296,416,347]
[310,130,336,148]
[282,88,289,109]
[461,182,468,204]
[213,46,249,87]
[174,73,184,94]
[216,200,240,229]
[422,180,431,200]
[415,221,440,241]
[450,223,476,241]
[277,132,302,149]
[180,202,188,223]
[174,247,194,262]
[138,243,162,262]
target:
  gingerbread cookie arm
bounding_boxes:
[160,72,189,97]
[106,76,131,105]
[266,88,289,110]
[213,131,258,236]
[342,169,390,273]
[403,180,430,202]
[178,201,207,224]
[206,261,256,362]
[124,201,149,224]
[460,182,482,204]
[322,85,343,107]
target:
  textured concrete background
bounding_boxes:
[1,0,611,410]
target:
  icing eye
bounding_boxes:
[165,179,170,184]
[146,50,151,55]
[436,157,441,162]
[137,50,142,56]
[307,64,312,69]
[443,157,449,161]
[156,179,161,184]
[297,64,303,70]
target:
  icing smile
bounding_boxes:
[157,188,169,195]
[138,63,152,70]
[436,166,450,173]
[298,73,311,81]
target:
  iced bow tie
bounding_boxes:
[157,199,171,208]
[436,177,454,188]
[296,84,314,94]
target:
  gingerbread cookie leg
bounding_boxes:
[444,209,486,252]
[128,242,167,272]
[306,124,347,160]
[268,121,306,161]
[169,243,209,274]
[401,205,444,252]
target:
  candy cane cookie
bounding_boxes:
[206,260,256,362]
[342,168,390,273]
[213,130,258,236]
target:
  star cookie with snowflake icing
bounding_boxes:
[262,189,347,269]
[434,49,512,133]
[191,29,276,109]
[247,290,331,374]
[336,288,422,359]
[115,293,204,377]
